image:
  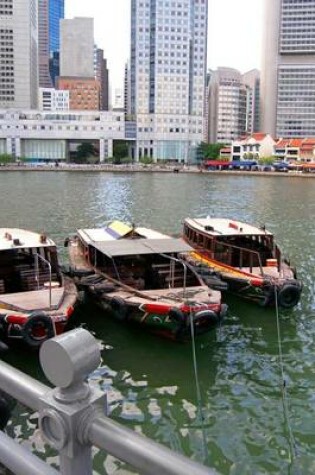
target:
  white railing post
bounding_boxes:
[38,328,106,475]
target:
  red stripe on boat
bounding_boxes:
[6,314,28,325]
[142,303,171,315]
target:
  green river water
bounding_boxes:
[0,170,315,474]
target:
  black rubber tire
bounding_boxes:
[278,284,301,309]
[21,312,55,349]
[111,297,128,321]
[93,283,116,294]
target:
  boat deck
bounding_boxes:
[105,286,221,307]
[0,287,64,312]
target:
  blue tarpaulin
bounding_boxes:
[230,160,257,167]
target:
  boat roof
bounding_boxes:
[184,218,273,237]
[76,221,192,257]
[92,238,192,258]
[77,220,171,245]
[0,228,55,251]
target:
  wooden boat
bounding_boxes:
[0,229,78,349]
[182,218,302,308]
[65,221,227,341]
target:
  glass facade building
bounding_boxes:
[49,0,64,55]
[130,0,208,163]
[261,0,315,137]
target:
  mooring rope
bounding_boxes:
[274,286,300,468]
[189,310,208,461]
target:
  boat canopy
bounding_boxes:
[184,218,273,237]
[91,238,193,258]
[0,228,55,251]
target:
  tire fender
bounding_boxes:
[21,312,55,349]
[277,284,301,309]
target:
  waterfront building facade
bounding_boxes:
[0,109,124,161]
[231,133,276,161]
[261,0,315,137]
[0,0,38,109]
[130,0,208,163]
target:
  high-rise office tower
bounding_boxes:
[208,68,247,144]
[130,0,208,162]
[38,0,64,88]
[59,18,100,110]
[242,69,260,135]
[261,0,315,137]
[0,0,38,109]
[95,48,109,111]
[49,0,64,85]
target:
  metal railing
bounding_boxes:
[0,328,217,475]
[34,252,52,307]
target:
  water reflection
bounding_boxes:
[1,171,315,474]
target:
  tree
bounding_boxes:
[0,153,14,164]
[74,143,97,164]
[139,155,153,165]
[113,140,129,162]
[258,156,275,165]
[197,142,226,160]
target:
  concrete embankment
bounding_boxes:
[0,164,314,177]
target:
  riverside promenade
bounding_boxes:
[0,163,314,177]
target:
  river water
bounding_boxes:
[1,170,315,474]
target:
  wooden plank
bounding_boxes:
[0,288,64,311]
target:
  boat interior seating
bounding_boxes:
[213,237,274,269]
[0,279,5,294]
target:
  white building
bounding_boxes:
[60,17,94,78]
[130,0,207,163]
[39,88,69,111]
[0,109,124,161]
[261,0,315,137]
[0,0,38,109]
[231,133,276,161]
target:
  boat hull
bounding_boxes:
[184,252,302,309]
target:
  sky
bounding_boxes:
[66,0,264,94]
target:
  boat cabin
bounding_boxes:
[184,218,281,272]
[74,223,201,290]
[0,229,61,295]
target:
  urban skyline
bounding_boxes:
[66,0,263,92]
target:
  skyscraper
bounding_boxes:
[0,0,38,109]
[59,17,100,110]
[261,0,315,138]
[38,0,64,87]
[130,0,208,162]
[208,68,247,144]
[95,48,109,111]
[49,0,64,85]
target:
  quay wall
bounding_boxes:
[0,164,315,178]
